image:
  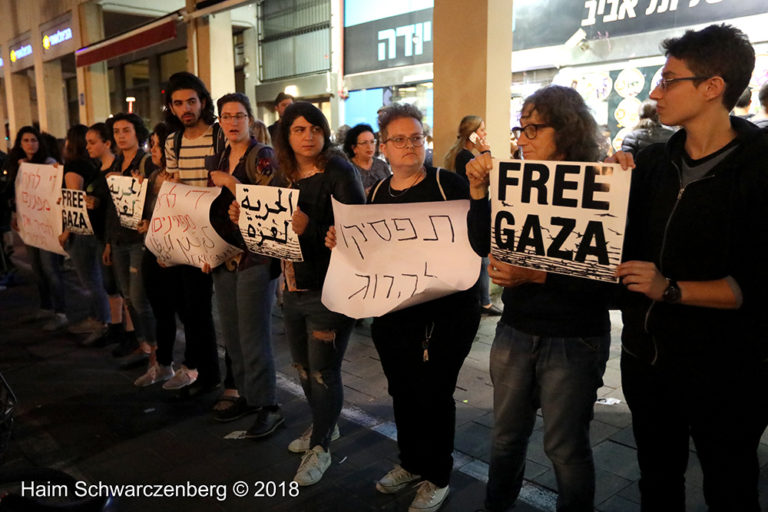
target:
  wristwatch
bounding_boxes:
[662,279,681,304]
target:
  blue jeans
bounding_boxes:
[486,322,610,512]
[479,257,491,306]
[67,235,110,324]
[213,264,278,407]
[283,290,354,449]
[111,241,155,343]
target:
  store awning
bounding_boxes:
[75,13,180,67]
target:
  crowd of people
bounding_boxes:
[0,22,767,512]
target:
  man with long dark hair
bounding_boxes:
[159,72,223,394]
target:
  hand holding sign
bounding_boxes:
[236,185,303,261]
[487,253,546,288]
[466,152,493,200]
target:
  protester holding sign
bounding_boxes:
[103,113,156,366]
[84,123,128,348]
[7,126,66,331]
[326,103,480,512]
[59,124,109,345]
[206,93,286,438]
[616,25,767,511]
[466,86,620,512]
[274,102,364,487]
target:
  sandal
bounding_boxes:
[212,389,240,412]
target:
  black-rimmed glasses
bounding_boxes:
[511,124,550,140]
[383,135,425,149]
[654,76,712,90]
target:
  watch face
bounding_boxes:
[664,282,681,303]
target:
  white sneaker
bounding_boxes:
[376,464,421,494]
[408,481,449,512]
[42,313,68,331]
[288,423,340,453]
[162,365,198,390]
[135,363,175,387]
[293,445,331,486]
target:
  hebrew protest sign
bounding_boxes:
[322,198,480,319]
[145,182,242,269]
[490,159,631,283]
[15,162,66,255]
[235,184,303,261]
[107,175,148,230]
[61,188,93,235]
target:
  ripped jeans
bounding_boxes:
[283,290,354,450]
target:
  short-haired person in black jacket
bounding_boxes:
[615,24,768,512]
[276,102,365,487]
[465,86,618,512]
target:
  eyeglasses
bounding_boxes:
[355,140,376,146]
[383,134,425,149]
[654,76,712,90]
[219,113,248,121]
[511,124,550,140]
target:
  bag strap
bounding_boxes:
[370,177,386,202]
[435,167,447,201]
[173,131,183,162]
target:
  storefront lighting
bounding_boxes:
[9,44,32,63]
[42,28,73,50]
[284,85,299,97]
[126,96,136,114]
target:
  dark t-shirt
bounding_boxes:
[64,158,102,237]
[454,149,474,181]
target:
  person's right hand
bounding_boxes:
[325,226,337,249]
[228,200,240,225]
[84,194,99,209]
[136,219,149,234]
[466,152,493,200]
[102,243,112,266]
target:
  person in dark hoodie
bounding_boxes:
[620,100,676,157]
[616,24,767,512]
[465,85,616,512]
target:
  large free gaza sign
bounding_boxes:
[490,159,631,283]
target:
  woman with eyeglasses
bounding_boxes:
[342,123,390,193]
[326,103,481,512]
[272,101,365,486]
[465,85,621,512]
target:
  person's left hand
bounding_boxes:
[325,226,337,249]
[292,207,309,235]
[487,254,546,288]
[615,260,667,301]
[136,219,149,234]
[131,171,144,184]
[201,263,212,274]
[58,231,70,248]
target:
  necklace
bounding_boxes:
[387,167,425,198]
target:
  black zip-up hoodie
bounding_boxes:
[620,116,768,364]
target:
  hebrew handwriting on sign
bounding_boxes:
[235,184,303,262]
[145,182,241,269]
[107,175,148,230]
[15,163,67,256]
[61,188,93,235]
[490,159,631,283]
[321,198,480,319]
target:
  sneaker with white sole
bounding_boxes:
[288,423,340,453]
[293,445,331,486]
[162,365,198,390]
[42,313,68,331]
[408,481,449,512]
[135,363,174,387]
[376,464,421,494]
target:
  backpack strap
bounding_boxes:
[138,153,150,177]
[370,178,386,202]
[212,123,227,154]
[434,167,447,201]
[173,131,183,162]
[244,142,273,186]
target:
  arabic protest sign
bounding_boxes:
[490,159,630,283]
[145,182,242,269]
[235,185,302,262]
[107,175,148,230]
[15,162,67,256]
[61,188,93,235]
[322,198,480,319]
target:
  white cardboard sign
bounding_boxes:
[61,188,93,235]
[15,162,67,255]
[235,184,303,261]
[490,159,631,283]
[107,175,148,230]
[145,182,242,269]
[322,197,481,319]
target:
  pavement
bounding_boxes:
[1,242,766,512]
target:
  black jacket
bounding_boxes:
[620,116,768,364]
[620,124,676,157]
[291,155,365,290]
